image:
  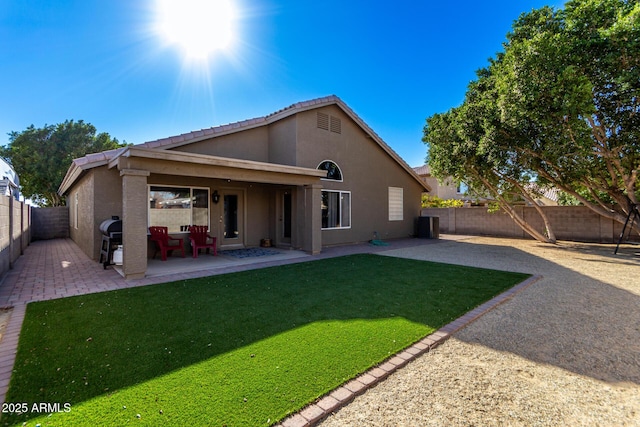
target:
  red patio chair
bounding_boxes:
[188,225,217,258]
[149,226,185,261]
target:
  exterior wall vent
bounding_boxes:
[317,112,341,134]
[317,112,329,130]
[330,116,341,134]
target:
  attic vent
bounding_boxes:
[330,116,341,134]
[317,112,329,130]
[317,112,342,134]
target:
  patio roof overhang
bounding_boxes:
[107,146,327,186]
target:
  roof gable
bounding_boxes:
[59,95,430,195]
[137,95,429,191]
[139,96,366,150]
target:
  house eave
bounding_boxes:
[137,95,431,192]
[58,95,431,194]
[108,146,328,185]
[58,148,127,196]
[58,163,83,196]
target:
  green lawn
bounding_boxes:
[2,254,529,426]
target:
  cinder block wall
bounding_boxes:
[32,207,69,241]
[0,196,10,275]
[0,195,31,280]
[421,206,636,243]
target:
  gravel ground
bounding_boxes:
[318,237,640,427]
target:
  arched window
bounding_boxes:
[317,160,343,181]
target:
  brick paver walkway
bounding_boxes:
[0,239,136,404]
[0,237,536,426]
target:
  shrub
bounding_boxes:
[421,194,464,208]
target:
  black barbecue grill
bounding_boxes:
[99,216,122,268]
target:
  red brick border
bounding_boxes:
[276,274,543,427]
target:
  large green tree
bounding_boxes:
[1,120,125,206]
[424,0,640,240]
[426,68,558,243]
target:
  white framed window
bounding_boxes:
[321,190,351,229]
[148,185,209,233]
[388,187,403,221]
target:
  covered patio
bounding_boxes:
[122,247,310,278]
[106,146,327,279]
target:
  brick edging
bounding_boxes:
[276,274,543,427]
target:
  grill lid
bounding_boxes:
[99,217,122,235]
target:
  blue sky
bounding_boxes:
[0,0,564,168]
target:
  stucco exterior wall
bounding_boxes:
[295,106,424,245]
[63,99,427,268]
[174,127,270,162]
[245,184,272,246]
[434,179,463,200]
[93,167,122,258]
[416,172,464,200]
[268,116,297,165]
[160,106,424,247]
[69,167,122,261]
[69,171,96,259]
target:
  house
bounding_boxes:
[525,183,560,206]
[0,157,21,201]
[413,165,466,201]
[58,95,431,279]
[414,165,561,207]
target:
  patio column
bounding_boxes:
[120,168,150,279]
[302,184,322,254]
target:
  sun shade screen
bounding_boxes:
[389,187,403,221]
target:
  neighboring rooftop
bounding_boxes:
[413,165,430,176]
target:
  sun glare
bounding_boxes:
[155,0,237,60]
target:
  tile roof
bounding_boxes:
[413,165,430,176]
[139,95,343,150]
[59,95,430,194]
[72,148,126,168]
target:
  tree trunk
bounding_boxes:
[502,174,557,243]
[478,175,555,243]
[499,200,555,243]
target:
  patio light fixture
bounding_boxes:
[212,190,220,204]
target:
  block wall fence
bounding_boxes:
[2,203,635,281]
[421,206,636,243]
[0,202,70,281]
[31,206,69,241]
[0,196,31,280]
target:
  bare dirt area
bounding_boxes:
[318,237,640,427]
